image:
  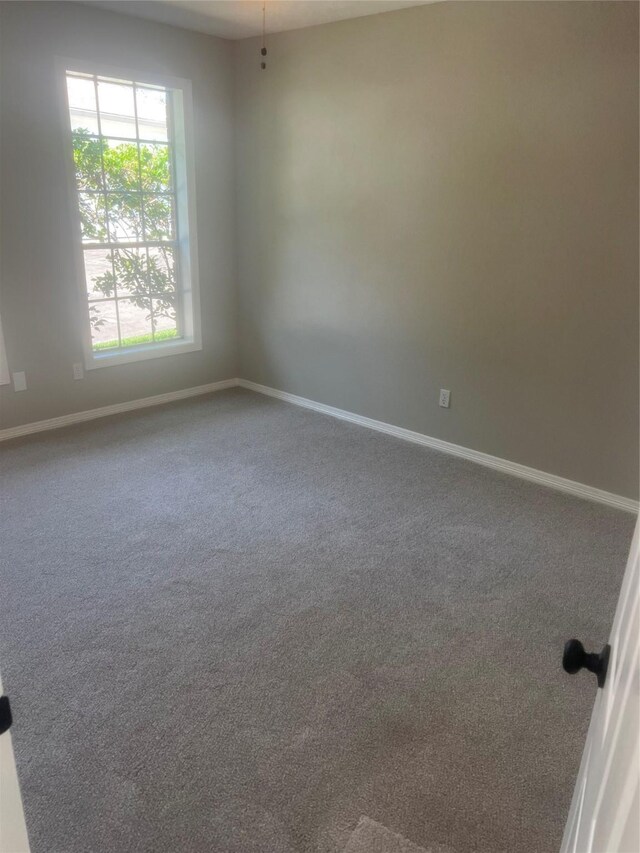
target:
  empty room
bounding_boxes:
[0,1,638,852]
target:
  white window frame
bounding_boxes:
[57,58,202,370]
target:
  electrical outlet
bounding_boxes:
[439,388,451,408]
[12,371,27,392]
[73,363,84,380]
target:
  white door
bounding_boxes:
[0,672,30,853]
[561,515,640,853]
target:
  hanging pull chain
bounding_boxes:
[261,1,267,69]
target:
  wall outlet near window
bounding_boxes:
[73,363,84,380]
[12,371,27,392]
[439,388,451,408]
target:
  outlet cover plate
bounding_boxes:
[12,371,27,392]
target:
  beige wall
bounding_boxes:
[1,2,637,499]
[234,1,639,500]
[0,1,237,428]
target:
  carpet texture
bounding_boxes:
[0,388,634,853]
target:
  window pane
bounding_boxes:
[152,297,178,340]
[83,249,115,299]
[139,143,171,192]
[67,74,96,110]
[97,80,137,139]
[90,301,119,350]
[73,132,104,191]
[70,112,100,135]
[135,86,168,141]
[78,193,108,243]
[67,75,99,134]
[117,298,153,345]
[102,139,141,192]
[112,248,148,297]
[147,246,176,294]
[106,193,143,242]
[143,195,174,240]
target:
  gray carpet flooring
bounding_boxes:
[0,388,634,853]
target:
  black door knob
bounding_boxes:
[563,639,610,688]
[0,696,11,736]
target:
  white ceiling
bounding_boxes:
[87,0,438,41]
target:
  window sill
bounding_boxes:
[85,338,201,370]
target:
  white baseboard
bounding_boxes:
[238,378,639,514]
[2,374,636,514]
[0,378,239,442]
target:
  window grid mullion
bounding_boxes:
[111,248,123,348]
[88,290,178,305]
[73,131,169,147]
[78,189,176,198]
[132,83,155,342]
[165,90,183,338]
[93,75,122,347]
[93,76,113,254]
[83,240,177,250]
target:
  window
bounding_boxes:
[63,65,201,368]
